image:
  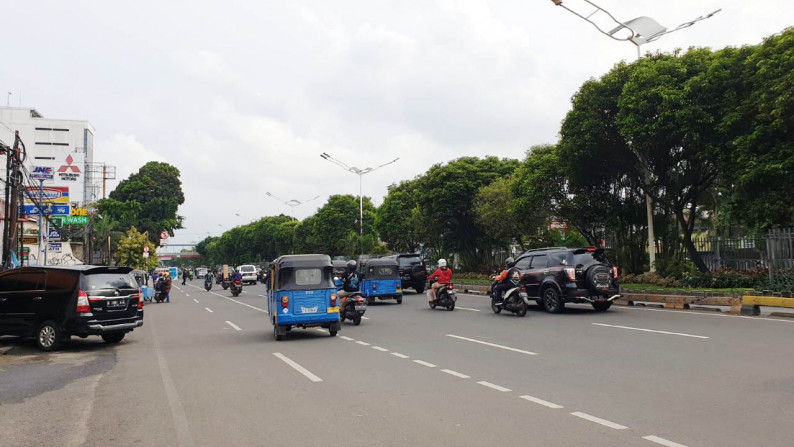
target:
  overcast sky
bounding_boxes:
[3,0,792,248]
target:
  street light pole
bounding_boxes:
[550,0,720,272]
[265,192,321,209]
[320,153,399,235]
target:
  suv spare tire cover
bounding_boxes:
[585,265,612,294]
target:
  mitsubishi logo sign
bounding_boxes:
[57,155,81,182]
[58,155,81,173]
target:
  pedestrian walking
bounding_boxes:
[182,268,188,285]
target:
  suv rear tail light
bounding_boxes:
[564,268,576,281]
[137,289,144,309]
[77,290,91,314]
[281,296,289,308]
[611,267,619,279]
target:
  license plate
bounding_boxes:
[354,305,366,311]
[327,307,339,313]
[108,299,125,307]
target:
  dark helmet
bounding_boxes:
[347,260,357,270]
[505,257,515,268]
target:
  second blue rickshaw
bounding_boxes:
[359,258,403,305]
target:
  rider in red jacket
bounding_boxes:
[428,259,453,302]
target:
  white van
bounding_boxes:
[237,264,257,285]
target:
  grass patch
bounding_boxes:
[621,283,754,294]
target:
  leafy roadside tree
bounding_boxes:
[100,162,185,245]
[312,195,377,256]
[473,177,529,251]
[114,226,158,271]
[376,180,424,253]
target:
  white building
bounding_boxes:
[1,106,99,207]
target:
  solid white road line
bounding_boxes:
[340,336,355,341]
[273,353,323,383]
[592,323,709,339]
[355,341,370,346]
[570,412,628,430]
[193,299,199,303]
[225,321,242,331]
[446,334,538,355]
[642,435,688,447]
[205,307,214,313]
[372,346,389,352]
[456,307,481,312]
[391,352,409,359]
[477,381,511,392]
[621,305,794,324]
[441,369,470,379]
[413,360,437,368]
[519,395,563,409]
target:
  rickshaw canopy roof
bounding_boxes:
[362,258,399,268]
[273,254,333,269]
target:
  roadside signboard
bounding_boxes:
[24,204,70,216]
[52,215,89,226]
[143,246,150,258]
[160,230,169,246]
[48,228,61,241]
[25,186,69,204]
[31,166,54,180]
[48,242,62,253]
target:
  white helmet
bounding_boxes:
[438,259,447,268]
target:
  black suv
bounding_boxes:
[0,266,144,351]
[513,247,620,313]
[382,254,428,293]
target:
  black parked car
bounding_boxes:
[382,254,428,293]
[513,247,620,313]
[0,266,144,351]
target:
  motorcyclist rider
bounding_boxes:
[338,260,360,308]
[427,259,453,302]
[492,257,522,302]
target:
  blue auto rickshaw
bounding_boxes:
[267,254,341,340]
[360,258,403,304]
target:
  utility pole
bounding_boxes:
[2,131,24,269]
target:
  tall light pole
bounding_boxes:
[320,153,399,235]
[550,0,720,272]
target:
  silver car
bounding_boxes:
[236,265,258,285]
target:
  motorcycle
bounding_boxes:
[339,292,367,325]
[204,273,213,291]
[428,279,456,311]
[490,283,530,317]
[222,279,230,290]
[230,279,243,297]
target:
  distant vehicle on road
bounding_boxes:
[360,258,403,304]
[382,254,428,293]
[0,266,144,351]
[196,267,208,278]
[236,264,257,285]
[514,247,620,313]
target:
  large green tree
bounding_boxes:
[312,195,376,256]
[376,180,424,253]
[99,162,185,245]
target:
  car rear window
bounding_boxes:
[85,273,138,291]
[573,252,609,269]
[240,266,255,272]
[397,256,422,268]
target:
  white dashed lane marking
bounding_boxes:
[413,360,436,368]
[519,395,563,409]
[372,346,389,352]
[570,412,628,430]
[456,307,480,312]
[592,323,709,339]
[477,381,511,392]
[205,308,214,313]
[355,341,370,346]
[193,299,199,303]
[441,369,470,379]
[225,321,242,331]
[273,353,322,383]
[446,334,537,355]
[391,353,409,359]
[340,336,355,341]
[642,435,688,447]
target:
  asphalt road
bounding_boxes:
[2,281,794,447]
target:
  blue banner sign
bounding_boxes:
[24,204,71,216]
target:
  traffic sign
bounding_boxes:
[143,246,150,253]
[160,230,169,240]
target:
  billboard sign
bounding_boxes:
[24,204,71,216]
[57,154,82,182]
[31,166,54,180]
[25,186,70,204]
[48,228,62,241]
